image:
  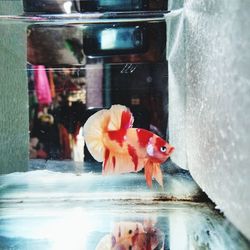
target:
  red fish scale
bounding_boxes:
[136,129,153,148]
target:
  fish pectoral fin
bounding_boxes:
[152,163,163,187]
[144,160,154,188]
[144,161,163,188]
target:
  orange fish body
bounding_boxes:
[83,105,174,187]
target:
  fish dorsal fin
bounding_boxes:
[107,105,134,131]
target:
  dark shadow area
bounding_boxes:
[23,0,168,14]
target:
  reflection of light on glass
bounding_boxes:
[169,213,188,250]
[99,0,124,7]
[101,29,117,50]
[99,0,141,10]
[40,208,93,250]
[63,1,72,14]
[101,28,139,50]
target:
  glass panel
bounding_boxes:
[1,169,250,250]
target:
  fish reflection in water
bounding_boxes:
[96,220,164,250]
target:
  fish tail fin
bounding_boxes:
[83,109,110,162]
[144,161,163,188]
[83,105,134,163]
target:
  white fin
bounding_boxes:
[83,109,109,162]
[83,105,133,162]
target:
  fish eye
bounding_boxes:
[160,146,167,153]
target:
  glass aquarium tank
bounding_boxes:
[0,0,249,249]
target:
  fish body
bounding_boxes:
[83,105,174,187]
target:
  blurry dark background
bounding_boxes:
[27,20,168,161]
[23,0,168,13]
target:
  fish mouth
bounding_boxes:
[167,146,175,156]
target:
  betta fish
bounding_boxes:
[83,105,174,187]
